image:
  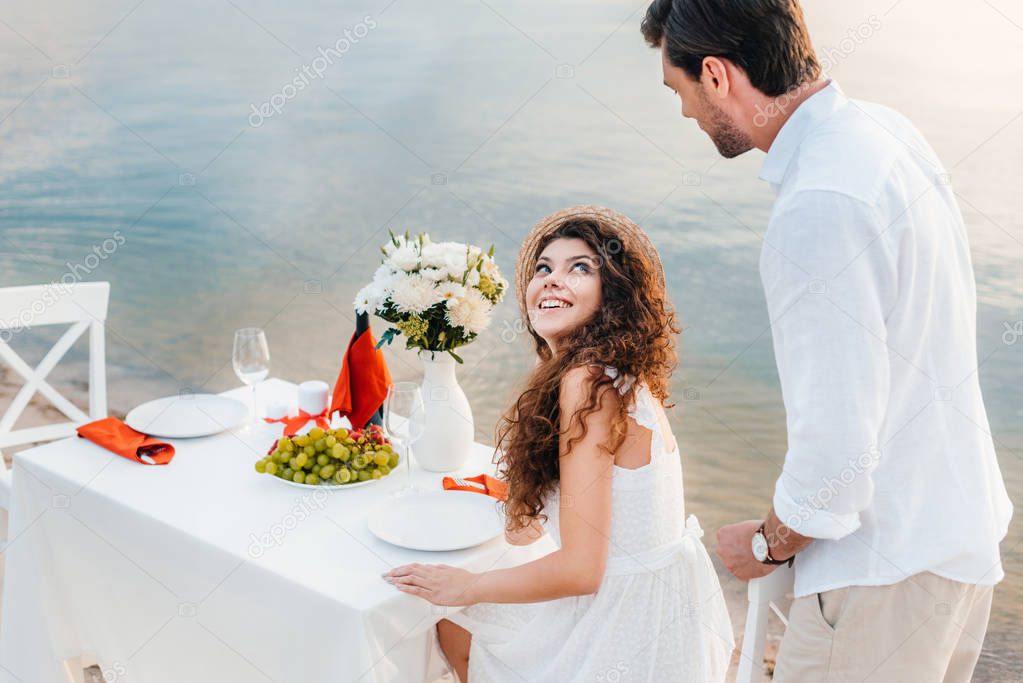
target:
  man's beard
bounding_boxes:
[700,92,754,158]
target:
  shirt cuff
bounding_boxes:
[773,477,862,541]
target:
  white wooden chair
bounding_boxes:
[0,282,110,511]
[736,563,795,683]
[0,282,110,683]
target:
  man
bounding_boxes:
[640,1,1012,680]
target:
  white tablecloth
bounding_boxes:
[0,379,555,683]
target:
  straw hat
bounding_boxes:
[514,205,666,317]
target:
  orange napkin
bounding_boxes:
[331,326,392,430]
[442,474,508,501]
[77,417,175,465]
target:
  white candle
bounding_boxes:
[264,399,288,421]
[297,380,329,416]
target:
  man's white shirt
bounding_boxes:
[759,81,1012,597]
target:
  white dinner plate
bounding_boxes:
[126,394,248,438]
[368,490,504,551]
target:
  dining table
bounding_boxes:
[0,378,556,683]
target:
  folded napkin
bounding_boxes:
[441,474,508,501]
[77,417,175,465]
[331,317,392,430]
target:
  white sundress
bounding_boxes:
[446,369,734,682]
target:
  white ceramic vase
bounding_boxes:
[415,350,474,472]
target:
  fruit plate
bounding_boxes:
[274,476,379,491]
[368,490,504,551]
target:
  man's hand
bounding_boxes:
[715,519,777,581]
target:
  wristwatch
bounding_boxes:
[751,522,794,567]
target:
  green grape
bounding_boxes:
[303,445,316,457]
[294,453,309,469]
[282,467,295,480]
[387,453,399,468]
[382,444,393,453]
[308,427,325,440]
[333,468,351,484]
[293,435,309,447]
[317,454,329,467]
[311,464,322,476]
[352,455,367,470]
[373,452,389,467]
[325,435,337,448]
[270,452,283,464]
[371,468,383,480]
[255,460,267,473]
[357,470,371,482]
[280,438,294,452]
[333,444,350,461]
[379,464,390,476]
[314,438,326,452]
[336,428,349,439]
[289,457,300,469]
[305,473,320,486]
[293,471,305,484]
[320,464,335,480]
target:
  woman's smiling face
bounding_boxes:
[525,237,603,350]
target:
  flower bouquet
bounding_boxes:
[354,232,507,362]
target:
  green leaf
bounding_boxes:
[375,328,399,349]
[448,349,464,363]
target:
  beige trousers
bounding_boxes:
[773,572,993,683]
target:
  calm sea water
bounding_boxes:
[1,0,1020,675]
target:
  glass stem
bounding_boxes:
[405,442,413,488]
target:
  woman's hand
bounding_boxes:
[383,563,479,606]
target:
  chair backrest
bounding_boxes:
[0,282,110,507]
[736,563,795,683]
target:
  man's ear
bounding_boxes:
[701,57,731,97]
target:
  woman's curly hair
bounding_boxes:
[496,216,680,531]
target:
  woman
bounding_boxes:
[383,205,734,682]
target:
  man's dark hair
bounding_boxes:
[641,0,820,97]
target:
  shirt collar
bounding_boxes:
[758,80,846,187]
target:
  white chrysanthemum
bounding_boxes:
[420,266,446,281]
[432,242,471,276]
[445,288,492,334]
[390,273,442,314]
[388,242,421,272]
[465,268,481,287]
[438,281,467,306]
[371,264,399,294]
[354,283,383,315]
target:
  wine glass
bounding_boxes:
[384,382,426,496]
[233,328,270,431]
